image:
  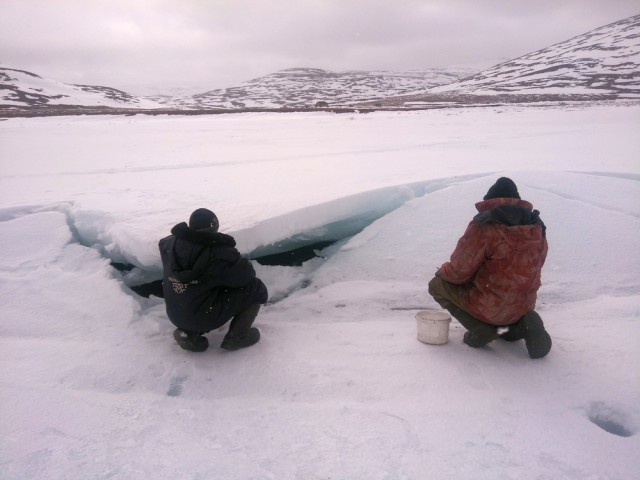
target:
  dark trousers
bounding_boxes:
[428,276,551,356]
[428,276,535,342]
[428,276,500,341]
[226,303,261,338]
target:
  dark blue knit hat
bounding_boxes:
[189,208,219,231]
[484,177,520,200]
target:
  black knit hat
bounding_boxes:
[483,177,520,200]
[189,208,219,231]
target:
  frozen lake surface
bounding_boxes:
[1,104,639,479]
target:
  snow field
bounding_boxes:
[1,105,639,479]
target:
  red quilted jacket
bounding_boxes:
[437,198,548,325]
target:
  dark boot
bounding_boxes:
[221,328,260,351]
[221,304,261,351]
[173,329,209,352]
[449,306,498,348]
[499,321,526,342]
[521,311,552,359]
[463,329,497,348]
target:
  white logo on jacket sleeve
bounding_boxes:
[169,277,198,294]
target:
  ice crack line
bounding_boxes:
[527,182,640,220]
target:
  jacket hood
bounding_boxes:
[165,223,238,283]
[474,198,546,237]
[170,222,236,247]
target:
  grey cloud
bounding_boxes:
[1,0,638,94]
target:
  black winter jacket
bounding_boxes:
[158,223,268,333]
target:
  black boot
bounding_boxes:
[520,311,552,359]
[221,304,261,351]
[448,306,498,348]
[220,328,260,351]
[173,329,209,352]
[463,329,497,348]
[499,321,526,342]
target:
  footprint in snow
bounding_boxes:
[167,375,188,397]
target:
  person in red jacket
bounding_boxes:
[428,177,552,358]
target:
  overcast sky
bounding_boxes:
[1,0,638,95]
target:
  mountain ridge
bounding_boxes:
[385,13,640,106]
[0,66,159,109]
[171,67,475,109]
[1,14,639,116]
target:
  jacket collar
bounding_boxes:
[475,197,533,213]
[170,222,236,247]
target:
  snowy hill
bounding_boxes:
[0,66,161,109]
[153,67,474,109]
[0,65,474,114]
[376,14,640,106]
[167,14,640,109]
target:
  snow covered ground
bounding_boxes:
[1,104,639,479]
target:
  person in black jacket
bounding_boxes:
[158,208,268,352]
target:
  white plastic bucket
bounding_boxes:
[416,311,451,345]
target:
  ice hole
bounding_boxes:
[113,184,420,297]
[107,177,485,298]
[113,237,344,299]
[590,417,633,437]
[587,402,635,438]
[253,240,335,266]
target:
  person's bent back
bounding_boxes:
[159,208,268,352]
[428,177,552,359]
